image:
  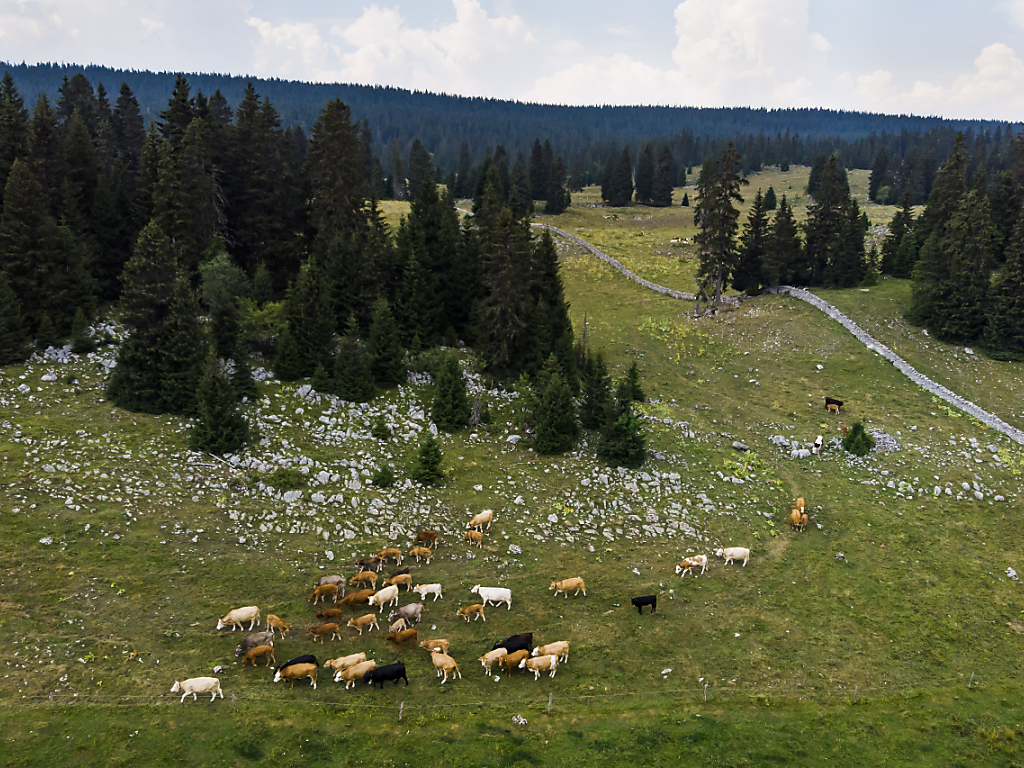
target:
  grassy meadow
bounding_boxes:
[3,170,1024,766]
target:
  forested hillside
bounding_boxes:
[4,61,1021,197]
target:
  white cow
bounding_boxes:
[714,547,751,567]
[171,677,223,703]
[471,585,512,609]
[413,583,443,602]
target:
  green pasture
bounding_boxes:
[3,183,1024,766]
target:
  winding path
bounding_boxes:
[533,221,1024,446]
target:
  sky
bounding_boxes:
[1,0,1023,121]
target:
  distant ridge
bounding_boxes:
[3,61,1017,174]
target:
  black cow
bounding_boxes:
[824,397,843,413]
[366,662,408,688]
[491,633,533,654]
[631,595,657,615]
[388,567,411,578]
[276,654,318,673]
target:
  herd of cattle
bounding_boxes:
[170,505,804,702]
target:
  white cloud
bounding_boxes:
[248,18,340,81]
[527,0,830,106]
[998,0,1024,28]
[605,24,635,38]
[857,69,893,99]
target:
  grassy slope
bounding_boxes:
[3,176,1024,766]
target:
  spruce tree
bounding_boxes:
[869,148,888,202]
[160,277,207,416]
[881,190,916,277]
[695,144,747,303]
[763,186,777,211]
[624,360,645,402]
[579,347,612,429]
[275,260,333,380]
[598,405,646,468]
[651,146,676,207]
[200,245,249,360]
[0,71,30,195]
[407,139,432,201]
[681,192,689,207]
[333,334,375,402]
[190,356,249,456]
[529,138,547,201]
[231,357,259,401]
[843,422,875,456]
[368,297,405,387]
[984,216,1024,359]
[158,74,195,147]
[308,98,364,243]
[411,432,444,485]
[533,355,578,455]
[0,270,25,364]
[936,191,994,343]
[431,352,471,432]
[733,189,768,294]
[806,155,864,288]
[763,194,802,286]
[634,144,655,205]
[607,147,634,206]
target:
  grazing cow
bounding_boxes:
[386,628,419,648]
[388,617,408,633]
[276,654,318,674]
[242,645,276,667]
[346,614,379,635]
[413,530,439,549]
[235,631,274,658]
[274,663,318,689]
[419,638,450,654]
[675,555,708,578]
[316,608,345,622]
[549,577,586,597]
[825,397,843,414]
[795,497,806,513]
[631,595,657,615]
[217,606,260,631]
[307,623,341,643]
[388,603,424,626]
[350,571,378,589]
[790,509,808,531]
[384,573,413,592]
[378,547,404,565]
[337,660,377,689]
[457,604,486,622]
[316,575,346,597]
[324,653,366,673]
[355,555,383,572]
[491,633,533,654]
[841,424,849,436]
[308,584,338,604]
[519,654,559,680]
[409,546,434,563]
[532,641,570,663]
[366,662,409,688]
[337,589,376,614]
[714,547,751,566]
[430,651,461,684]
[499,650,530,675]
[464,530,483,547]
[467,509,494,531]
[171,677,223,703]
[471,585,511,609]
[368,584,400,612]
[479,648,508,675]
[413,583,443,602]
[266,614,291,638]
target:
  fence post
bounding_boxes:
[854,686,858,704]
[399,701,404,721]
[49,693,54,711]
[231,692,235,710]
[704,683,708,703]
[547,693,552,714]
[969,672,974,690]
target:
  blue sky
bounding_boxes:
[2,0,1022,120]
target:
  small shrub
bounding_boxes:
[843,422,875,456]
[371,465,396,487]
[371,414,391,440]
[263,467,306,490]
[411,433,444,485]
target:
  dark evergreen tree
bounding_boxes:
[35,314,55,348]
[529,138,547,201]
[199,244,249,360]
[989,170,1020,263]
[308,98,364,243]
[806,155,864,287]
[275,260,333,380]
[0,270,25,364]
[806,154,827,198]
[371,413,391,440]
[763,194,802,285]
[934,190,994,342]
[410,432,444,485]
[231,357,259,401]
[650,145,675,207]
[579,347,612,429]
[624,360,645,402]
[105,221,178,413]
[869,147,888,202]
[544,155,570,215]
[407,138,432,201]
[190,356,249,455]
[28,94,65,220]
[158,74,195,147]
[598,405,646,468]
[455,140,473,198]
[695,143,747,303]
[70,307,93,353]
[605,147,634,206]
[843,421,875,456]
[0,72,30,196]
[733,188,768,293]
[368,297,405,387]
[333,333,375,402]
[533,354,578,454]
[634,144,655,205]
[160,277,207,416]
[763,185,777,211]
[881,190,916,277]
[984,215,1024,359]
[681,192,689,207]
[509,154,534,217]
[431,352,470,432]
[533,229,576,390]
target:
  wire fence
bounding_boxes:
[0,672,985,713]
